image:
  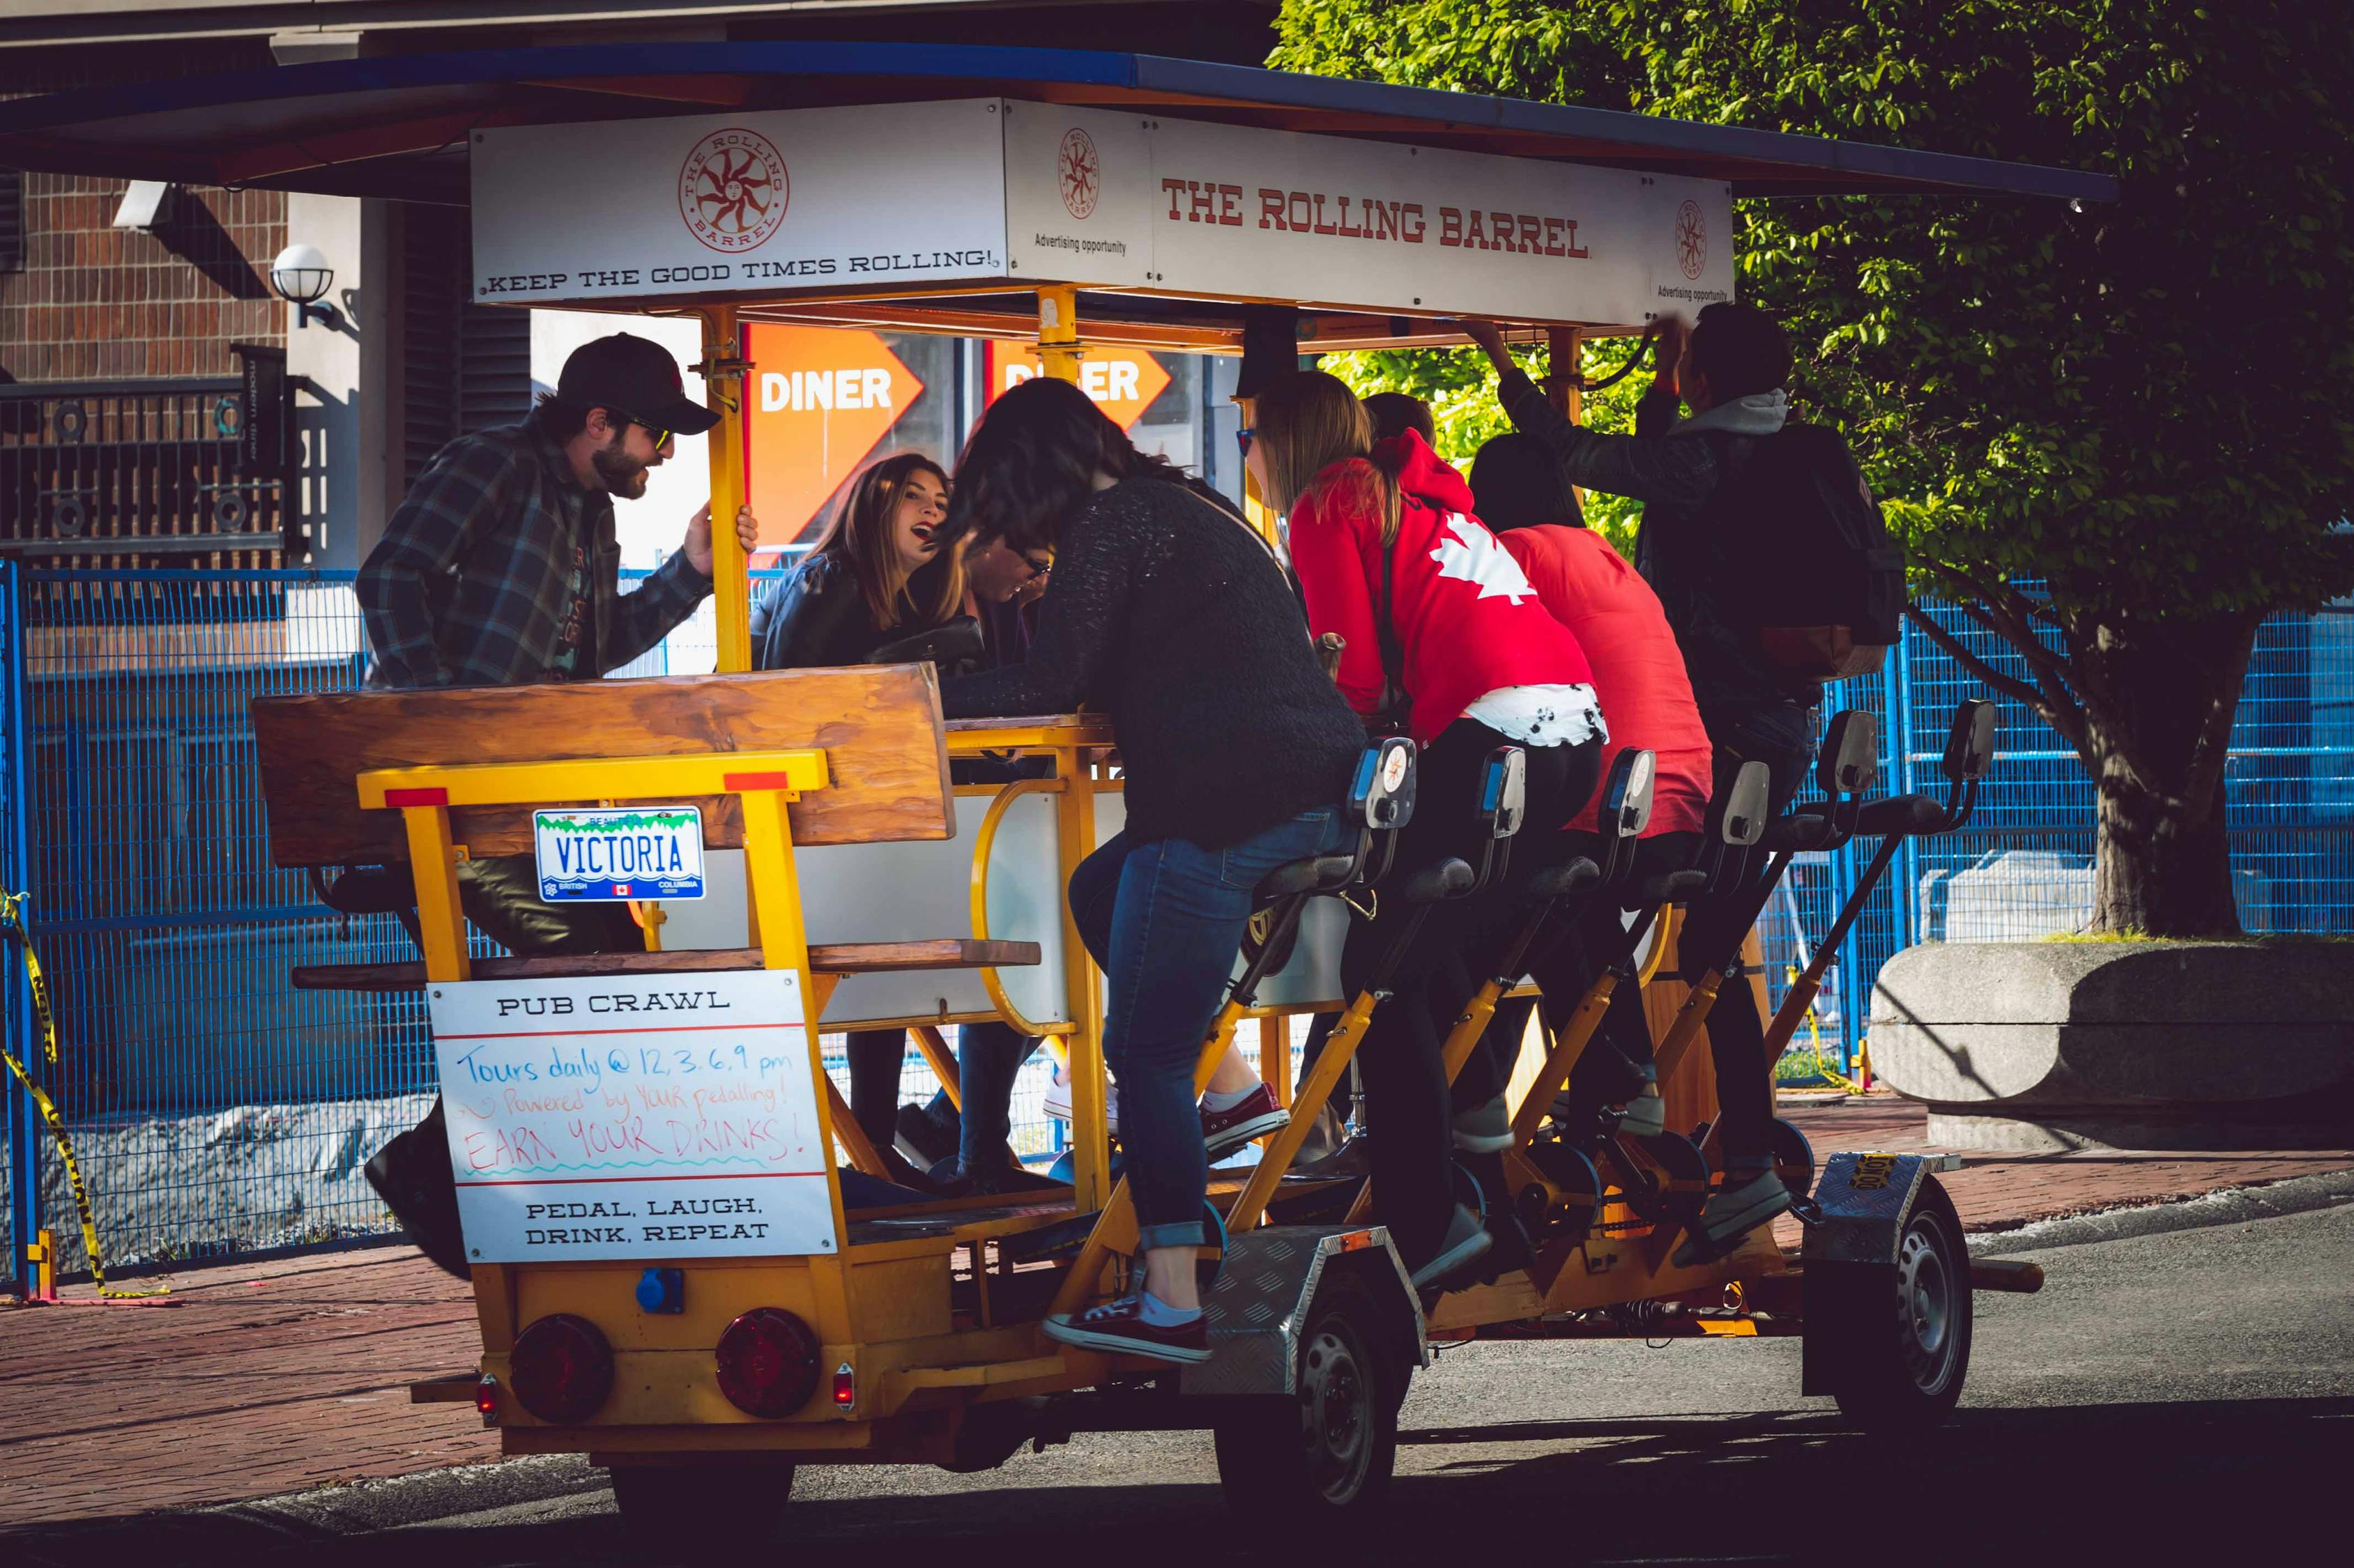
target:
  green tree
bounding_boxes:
[1276,0,2354,935]
[1322,337,1651,555]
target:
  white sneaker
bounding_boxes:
[1041,1065,1119,1135]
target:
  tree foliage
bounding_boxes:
[1321,337,1651,555]
[1274,0,2354,933]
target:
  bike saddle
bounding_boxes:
[1526,857,1603,904]
[1851,793,1946,837]
[1401,859,1476,905]
[1255,852,1363,902]
[1627,866,1708,909]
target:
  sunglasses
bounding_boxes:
[611,410,673,449]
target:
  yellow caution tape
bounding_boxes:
[0,892,167,1300]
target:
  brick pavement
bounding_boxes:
[1777,1094,2353,1234]
[0,1248,493,1526]
[2,1095,2346,1528]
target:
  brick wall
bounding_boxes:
[1,38,284,385]
[0,176,285,381]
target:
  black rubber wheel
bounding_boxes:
[610,1462,795,1552]
[1213,1271,1400,1528]
[1823,1202,1973,1431]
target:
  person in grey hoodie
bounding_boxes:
[1465,305,1814,1249]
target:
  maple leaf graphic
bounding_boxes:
[1428,514,1535,604]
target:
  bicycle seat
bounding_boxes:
[1853,792,1946,838]
[1628,867,1708,909]
[1255,852,1363,902]
[1759,806,1838,852]
[1401,859,1476,905]
[1527,858,1603,904]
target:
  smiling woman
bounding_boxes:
[747,449,965,1166]
[749,449,961,668]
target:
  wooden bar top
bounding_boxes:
[291,937,1041,992]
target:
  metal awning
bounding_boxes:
[0,41,2117,205]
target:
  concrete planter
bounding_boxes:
[1868,941,2354,1152]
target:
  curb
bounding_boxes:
[1966,1167,2354,1257]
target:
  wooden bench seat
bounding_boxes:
[291,937,1041,993]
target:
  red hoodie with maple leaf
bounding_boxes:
[1288,430,1593,746]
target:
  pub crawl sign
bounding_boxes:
[470,98,1732,325]
[429,969,838,1263]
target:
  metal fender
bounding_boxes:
[1801,1152,1964,1397]
[1178,1224,1427,1399]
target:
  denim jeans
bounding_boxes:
[1069,806,1352,1252]
[956,1020,1041,1177]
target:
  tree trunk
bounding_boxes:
[2082,617,2254,937]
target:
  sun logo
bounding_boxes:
[1676,199,1707,280]
[1059,128,1101,220]
[680,128,790,253]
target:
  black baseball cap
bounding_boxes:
[556,333,720,437]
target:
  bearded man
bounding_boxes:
[354,331,757,1273]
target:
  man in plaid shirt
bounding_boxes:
[358,332,759,1274]
[361,331,756,689]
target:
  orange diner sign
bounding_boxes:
[984,341,1171,431]
[744,323,926,548]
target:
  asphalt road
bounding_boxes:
[11,1198,2353,1567]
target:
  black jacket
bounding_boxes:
[749,553,896,671]
[1497,368,1821,714]
[941,476,1364,848]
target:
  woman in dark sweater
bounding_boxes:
[751,452,963,1180]
[940,377,1366,1365]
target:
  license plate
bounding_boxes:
[532,806,705,901]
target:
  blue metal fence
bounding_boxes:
[1,567,2348,1278]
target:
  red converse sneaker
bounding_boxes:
[1201,1084,1289,1158]
[1044,1294,1212,1365]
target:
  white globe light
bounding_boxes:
[270,242,334,306]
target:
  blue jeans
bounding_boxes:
[956,1020,1041,1176]
[1069,807,1352,1252]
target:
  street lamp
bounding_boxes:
[270,243,341,330]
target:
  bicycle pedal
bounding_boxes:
[1787,1195,1826,1227]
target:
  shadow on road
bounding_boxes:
[8,1395,2348,1565]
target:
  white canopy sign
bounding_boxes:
[472,100,1732,324]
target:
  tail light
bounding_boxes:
[715,1307,821,1418]
[475,1374,500,1427]
[832,1362,856,1408]
[508,1314,614,1424]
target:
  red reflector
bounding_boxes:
[475,1375,500,1424]
[832,1362,855,1408]
[508,1314,613,1424]
[383,787,450,808]
[715,1307,821,1419]
[723,771,799,792]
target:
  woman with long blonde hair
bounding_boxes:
[1250,369,1605,1289]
